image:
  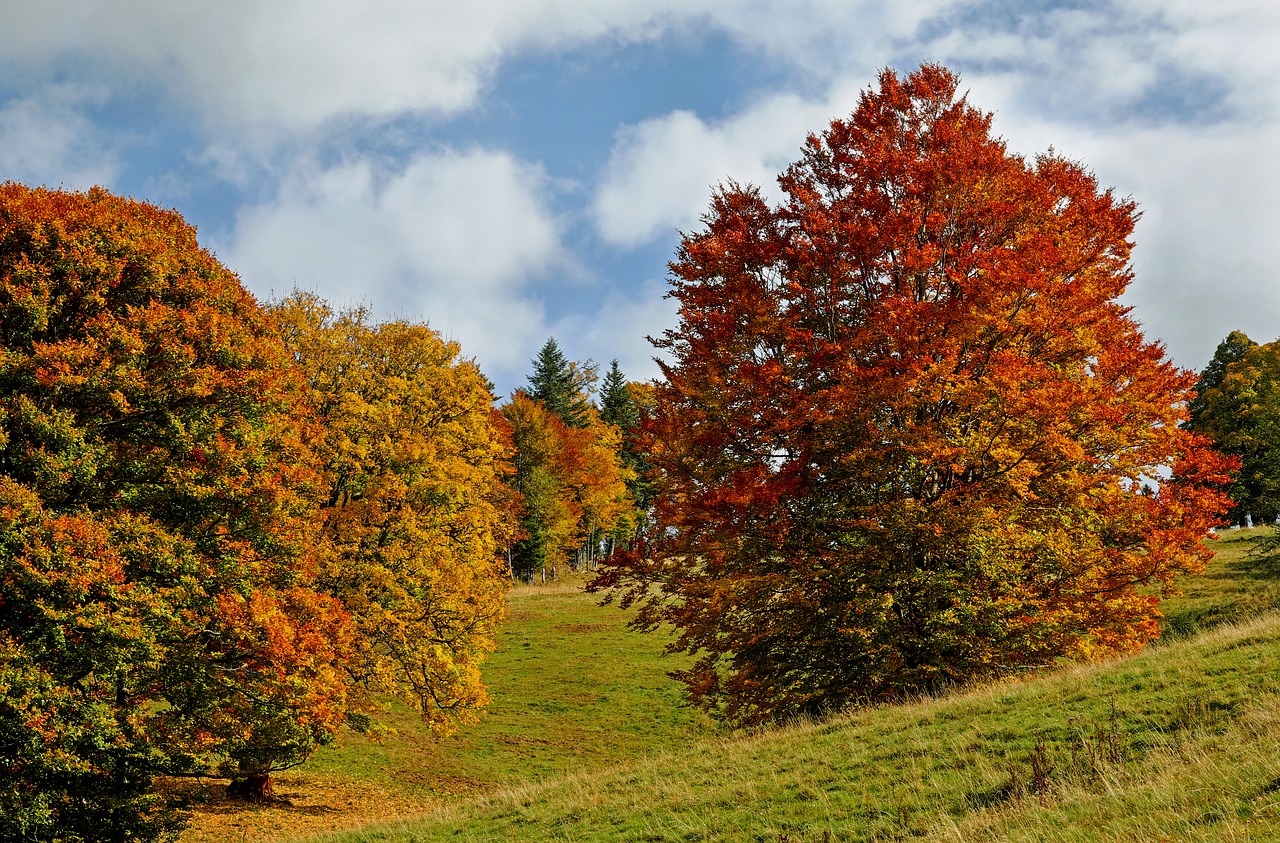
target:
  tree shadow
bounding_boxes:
[1161,530,1280,640]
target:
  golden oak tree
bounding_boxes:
[270,294,515,731]
[593,66,1233,725]
[0,185,351,838]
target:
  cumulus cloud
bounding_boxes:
[218,148,567,379]
[592,84,863,247]
[0,85,117,188]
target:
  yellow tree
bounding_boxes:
[563,417,638,570]
[271,294,515,731]
[501,393,637,579]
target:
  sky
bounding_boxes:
[1,1,1277,398]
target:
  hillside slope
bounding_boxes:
[314,530,1280,842]
[320,610,1280,842]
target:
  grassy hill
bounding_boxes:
[180,529,1280,842]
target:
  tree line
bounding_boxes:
[0,184,645,840]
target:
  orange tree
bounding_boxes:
[593,66,1233,726]
[502,392,636,580]
[0,185,351,839]
[270,294,516,733]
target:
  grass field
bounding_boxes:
[176,578,714,842]
[179,529,1280,842]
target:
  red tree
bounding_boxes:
[593,65,1233,725]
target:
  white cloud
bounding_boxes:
[551,277,682,389]
[0,1,966,140]
[592,83,862,247]
[0,1,691,136]
[219,148,567,378]
[1092,123,1280,368]
[0,85,117,188]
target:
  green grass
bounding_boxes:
[298,531,1280,843]
[1160,526,1280,640]
[314,611,1280,842]
[299,577,715,798]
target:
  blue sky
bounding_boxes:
[1,1,1277,397]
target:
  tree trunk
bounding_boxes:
[227,773,274,802]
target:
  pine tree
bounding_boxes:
[600,359,640,431]
[528,337,590,427]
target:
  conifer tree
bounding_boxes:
[528,337,591,427]
[600,359,640,431]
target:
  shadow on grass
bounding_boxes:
[1161,529,1280,640]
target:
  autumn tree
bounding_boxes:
[270,294,516,733]
[502,393,636,580]
[592,66,1233,726]
[0,185,351,838]
[1188,333,1280,527]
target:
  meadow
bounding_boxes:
[179,528,1280,842]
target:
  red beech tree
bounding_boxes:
[592,65,1233,725]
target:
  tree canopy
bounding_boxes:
[1188,332,1280,526]
[592,65,1232,726]
[270,294,516,733]
[0,184,350,839]
[0,187,526,839]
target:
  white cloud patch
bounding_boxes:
[955,69,1280,370]
[551,277,682,389]
[1083,123,1280,368]
[219,148,567,378]
[0,85,117,188]
[592,84,861,247]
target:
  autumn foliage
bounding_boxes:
[0,186,517,838]
[593,66,1233,725]
[0,184,352,837]
[270,295,515,730]
[502,390,636,580]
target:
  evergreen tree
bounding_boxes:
[600,359,640,431]
[528,337,590,427]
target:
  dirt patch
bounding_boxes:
[167,772,439,842]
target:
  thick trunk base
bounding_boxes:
[227,773,274,802]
